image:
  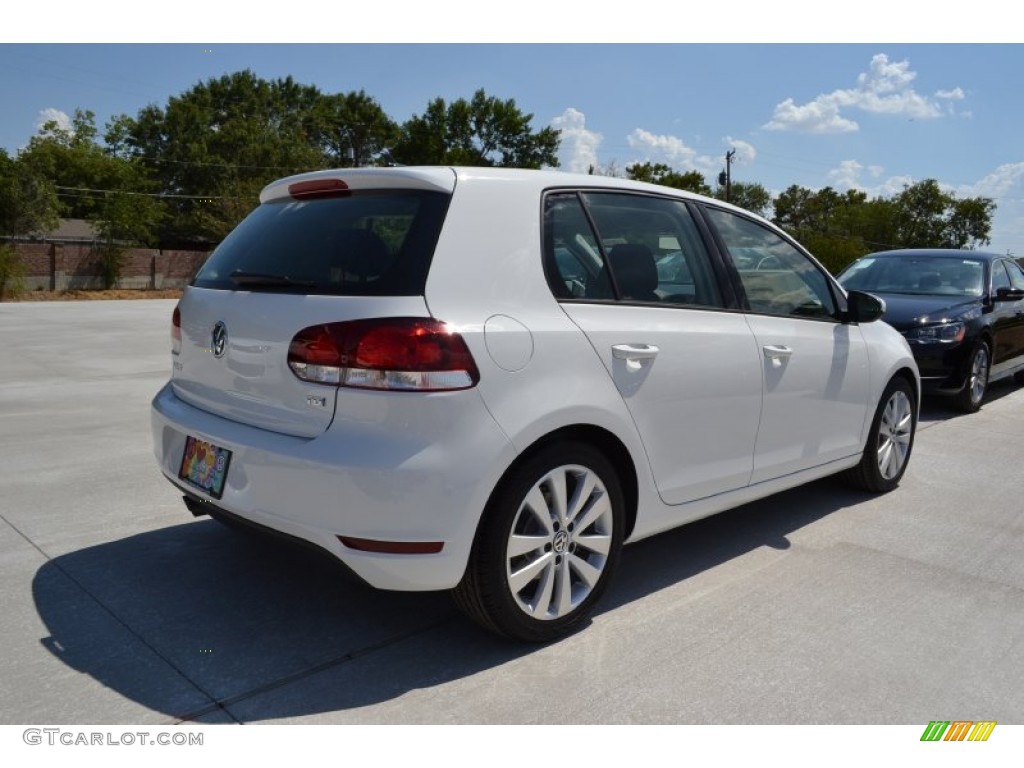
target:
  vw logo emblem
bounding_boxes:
[211,321,228,358]
[552,530,569,554]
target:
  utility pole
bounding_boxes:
[718,149,736,202]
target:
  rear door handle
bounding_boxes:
[612,344,660,360]
[763,345,793,367]
[612,344,659,370]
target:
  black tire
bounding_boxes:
[453,442,625,642]
[842,377,916,493]
[1014,369,1024,386]
[954,341,990,413]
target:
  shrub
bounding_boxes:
[0,243,26,301]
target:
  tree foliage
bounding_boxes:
[773,179,995,273]
[626,162,711,195]
[0,149,58,236]
[716,181,772,218]
[391,89,559,168]
[20,108,163,259]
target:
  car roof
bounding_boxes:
[866,248,1004,262]
[260,165,746,214]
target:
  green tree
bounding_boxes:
[107,71,326,243]
[625,162,712,195]
[892,179,993,249]
[20,108,163,286]
[0,149,59,236]
[716,181,772,218]
[392,89,560,168]
[311,90,399,167]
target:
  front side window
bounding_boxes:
[543,191,723,308]
[704,206,837,319]
[1002,259,1024,291]
[991,260,1012,293]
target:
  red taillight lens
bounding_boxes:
[288,318,479,391]
[171,304,182,355]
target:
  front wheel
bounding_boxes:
[454,442,625,642]
[954,341,990,413]
[843,377,916,493]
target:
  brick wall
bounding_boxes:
[8,242,211,291]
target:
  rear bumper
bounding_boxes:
[151,382,516,591]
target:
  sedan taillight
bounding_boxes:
[171,304,182,355]
[287,318,479,391]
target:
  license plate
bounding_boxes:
[178,436,232,499]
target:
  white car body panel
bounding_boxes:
[744,314,871,483]
[560,303,763,504]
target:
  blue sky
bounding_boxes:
[2,21,1022,254]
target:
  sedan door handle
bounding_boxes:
[762,345,793,368]
[612,344,660,361]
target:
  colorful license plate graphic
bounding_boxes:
[178,436,231,499]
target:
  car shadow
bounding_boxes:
[918,375,1021,426]
[33,471,890,724]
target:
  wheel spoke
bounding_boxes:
[553,557,573,616]
[569,552,603,589]
[549,471,569,527]
[522,487,555,534]
[573,493,610,535]
[529,561,556,617]
[509,552,553,594]
[508,533,548,558]
[574,532,611,557]
[566,471,597,523]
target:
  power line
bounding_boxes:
[54,185,241,200]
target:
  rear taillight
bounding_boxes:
[287,318,479,391]
[171,304,182,355]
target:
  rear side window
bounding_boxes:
[192,190,450,295]
[543,191,723,308]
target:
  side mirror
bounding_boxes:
[845,290,886,324]
[994,287,1024,302]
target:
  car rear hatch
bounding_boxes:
[170,167,457,438]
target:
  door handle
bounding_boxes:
[763,345,793,368]
[612,344,660,360]
[612,344,659,370]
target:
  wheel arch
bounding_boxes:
[482,424,640,543]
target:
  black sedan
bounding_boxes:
[838,249,1024,412]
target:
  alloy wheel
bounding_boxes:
[969,346,989,405]
[876,389,914,480]
[505,464,614,620]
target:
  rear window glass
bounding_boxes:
[192,190,450,295]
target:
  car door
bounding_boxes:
[699,205,872,483]
[544,191,763,506]
[990,259,1024,373]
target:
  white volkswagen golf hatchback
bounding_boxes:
[152,167,919,641]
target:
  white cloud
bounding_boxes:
[764,54,962,133]
[35,108,72,135]
[764,97,859,134]
[626,128,698,167]
[551,107,602,173]
[828,159,864,189]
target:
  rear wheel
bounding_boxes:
[954,341,989,413]
[843,377,916,493]
[454,442,625,642]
